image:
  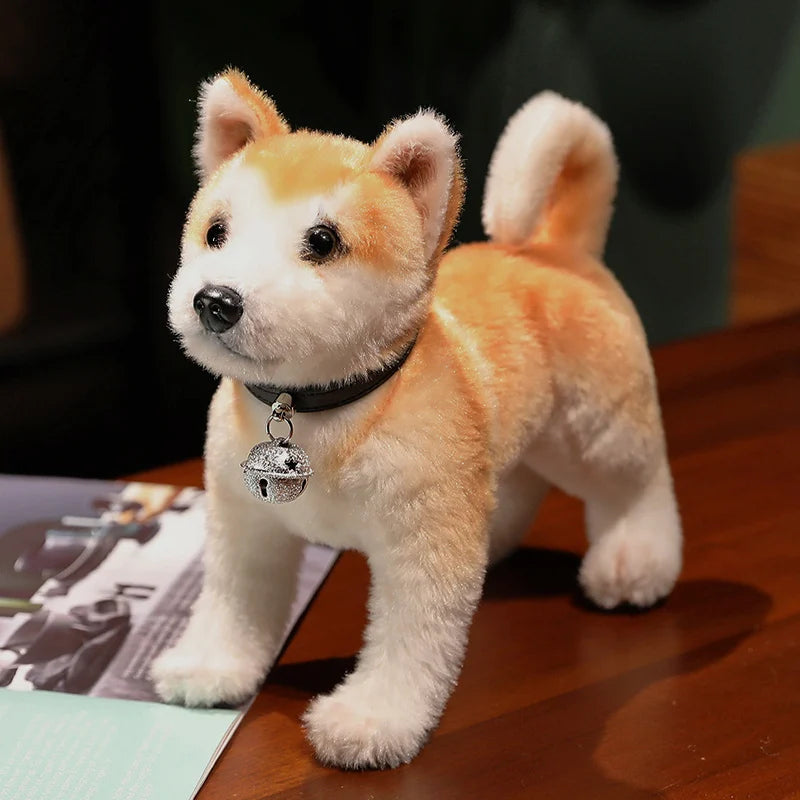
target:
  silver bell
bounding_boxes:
[241,439,313,503]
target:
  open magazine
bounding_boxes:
[0,475,338,800]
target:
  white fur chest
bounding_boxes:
[265,471,378,550]
[208,379,389,552]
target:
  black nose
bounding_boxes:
[193,286,243,333]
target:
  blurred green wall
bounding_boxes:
[751,9,800,147]
[155,0,800,344]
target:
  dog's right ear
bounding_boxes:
[369,111,462,264]
[194,68,289,181]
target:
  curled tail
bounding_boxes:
[482,92,618,258]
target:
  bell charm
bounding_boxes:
[241,439,312,503]
[241,392,313,503]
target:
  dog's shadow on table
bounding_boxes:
[475,547,773,798]
[484,545,583,601]
[268,654,357,699]
[263,546,772,798]
[483,545,664,612]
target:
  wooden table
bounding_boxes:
[135,313,800,799]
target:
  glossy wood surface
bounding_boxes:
[134,314,800,799]
[733,143,800,324]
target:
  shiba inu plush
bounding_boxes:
[152,68,682,769]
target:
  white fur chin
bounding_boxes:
[175,329,274,384]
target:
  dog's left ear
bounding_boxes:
[194,68,289,181]
[370,111,463,263]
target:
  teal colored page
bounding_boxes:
[0,689,239,800]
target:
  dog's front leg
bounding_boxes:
[303,503,488,769]
[151,485,303,707]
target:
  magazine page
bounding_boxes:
[0,475,337,800]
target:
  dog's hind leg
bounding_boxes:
[487,462,550,564]
[578,456,682,609]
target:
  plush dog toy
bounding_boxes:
[153,69,682,769]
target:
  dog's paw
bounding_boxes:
[302,686,430,769]
[150,644,264,707]
[579,532,681,610]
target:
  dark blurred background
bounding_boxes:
[1,0,799,479]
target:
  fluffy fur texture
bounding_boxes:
[152,68,682,769]
[482,91,617,257]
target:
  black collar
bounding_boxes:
[244,337,417,413]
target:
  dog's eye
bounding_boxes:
[302,225,340,262]
[206,220,228,249]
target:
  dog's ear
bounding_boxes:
[370,111,463,263]
[194,68,289,181]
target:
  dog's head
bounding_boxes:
[168,69,463,387]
